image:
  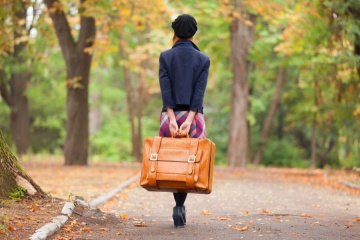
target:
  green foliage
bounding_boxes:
[261,138,309,168]
[8,186,27,201]
[90,114,132,162]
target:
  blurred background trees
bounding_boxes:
[0,0,359,169]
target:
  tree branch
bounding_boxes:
[77,0,95,54]
[44,0,76,67]
[27,0,40,34]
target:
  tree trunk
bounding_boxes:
[10,72,31,155]
[310,79,319,169]
[228,1,256,167]
[45,0,95,165]
[247,84,254,163]
[277,105,284,140]
[118,25,148,162]
[118,36,139,160]
[349,4,360,77]
[311,114,317,169]
[355,35,360,77]
[253,68,286,165]
[0,1,32,155]
[134,73,144,161]
[0,131,45,199]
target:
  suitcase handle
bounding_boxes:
[172,131,189,138]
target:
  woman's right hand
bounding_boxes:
[167,107,178,134]
[169,119,179,133]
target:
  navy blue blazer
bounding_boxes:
[159,40,210,113]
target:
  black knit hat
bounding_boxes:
[171,14,197,39]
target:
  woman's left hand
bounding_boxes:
[179,111,196,135]
[179,120,192,134]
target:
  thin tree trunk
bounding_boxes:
[247,120,252,163]
[349,5,360,77]
[311,79,319,169]
[134,73,144,161]
[228,0,256,167]
[133,24,151,162]
[311,114,317,169]
[253,68,286,165]
[277,105,284,140]
[45,0,95,165]
[118,35,139,159]
[247,83,254,163]
[0,131,45,199]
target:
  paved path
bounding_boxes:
[109,168,359,240]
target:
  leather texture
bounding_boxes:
[140,136,216,194]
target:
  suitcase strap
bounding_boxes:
[186,138,199,190]
[148,137,162,188]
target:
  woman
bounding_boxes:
[158,14,210,227]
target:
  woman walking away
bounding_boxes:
[158,14,210,227]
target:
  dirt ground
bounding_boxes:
[0,157,140,240]
[0,158,359,240]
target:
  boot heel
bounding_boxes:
[182,206,186,225]
[173,207,185,227]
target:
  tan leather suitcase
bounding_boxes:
[140,136,216,194]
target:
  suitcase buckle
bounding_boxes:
[150,153,158,161]
[188,155,196,163]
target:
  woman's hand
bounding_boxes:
[179,120,192,134]
[169,119,179,133]
[167,107,178,134]
[179,111,196,134]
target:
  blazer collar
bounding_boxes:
[172,40,200,51]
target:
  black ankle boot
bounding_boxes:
[172,206,185,227]
[181,206,186,225]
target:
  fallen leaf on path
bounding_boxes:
[356,218,360,222]
[117,231,123,235]
[70,220,77,226]
[345,222,355,228]
[201,209,211,216]
[120,214,129,220]
[275,218,282,222]
[31,203,39,212]
[232,225,249,231]
[134,222,148,227]
[218,217,232,221]
[84,227,93,232]
[300,213,312,218]
[97,228,110,231]
[261,209,270,214]
[244,210,249,215]
[7,225,16,231]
